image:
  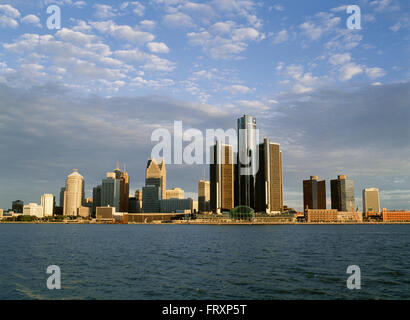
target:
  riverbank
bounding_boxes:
[1,220,410,225]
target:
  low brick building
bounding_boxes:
[382,208,410,222]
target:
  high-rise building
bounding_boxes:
[63,169,84,216]
[101,172,120,211]
[331,175,355,212]
[41,194,55,217]
[198,180,210,213]
[165,187,184,199]
[145,159,166,200]
[59,187,65,208]
[237,115,258,208]
[255,138,283,213]
[363,188,380,213]
[92,185,102,216]
[303,176,326,211]
[129,189,142,213]
[12,200,24,214]
[119,168,129,213]
[142,185,160,213]
[210,141,234,213]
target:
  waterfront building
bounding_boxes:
[363,188,380,214]
[92,185,102,216]
[165,187,184,199]
[330,175,355,212]
[118,164,130,213]
[59,187,65,208]
[303,176,326,211]
[40,194,55,217]
[237,115,258,208]
[159,198,193,213]
[146,159,166,200]
[142,185,160,213]
[78,206,91,218]
[23,203,44,218]
[96,206,115,222]
[12,200,24,214]
[306,209,338,223]
[210,141,234,213]
[63,169,84,216]
[198,180,210,213]
[0,209,3,216]
[382,208,410,222]
[101,172,121,211]
[255,138,283,213]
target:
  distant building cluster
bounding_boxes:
[1,114,409,223]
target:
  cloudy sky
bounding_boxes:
[0,0,409,211]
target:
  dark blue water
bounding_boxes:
[0,224,409,300]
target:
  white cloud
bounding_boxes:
[90,20,155,43]
[223,84,252,94]
[273,29,288,44]
[121,1,145,16]
[329,53,351,65]
[94,4,116,19]
[0,15,18,28]
[21,15,41,27]
[0,4,20,18]
[365,67,386,79]
[339,63,363,81]
[147,42,170,54]
[163,12,196,28]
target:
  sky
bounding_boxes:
[0,0,409,211]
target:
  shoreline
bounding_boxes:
[1,221,410,225]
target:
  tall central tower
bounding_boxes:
[237,115,258,208]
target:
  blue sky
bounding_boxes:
[0,0,409,211]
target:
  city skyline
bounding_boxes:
[0,0,409,211]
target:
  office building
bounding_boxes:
[303,176,326,211]
[96,206,115,222]
[63,169,84,216]
[165,187,184,199]
[237,115,258,208]
[78,206,91,218]
[306,209,338,223]
[40,194,55,217]
[118,164,130,213]
[363,188,380,213]
[101,172,120,211]
[142,185,160,213]
[382,208,410,222]
[331,175,355,212]
[146,159,166,200]
[198,180,210,213]
[59,187,65,208]
[210,141,234,213]
[255,138,283,213]
[159,198,193,213]
[12,200,24,214]
[23,203,44,218]
[92,185,102,216]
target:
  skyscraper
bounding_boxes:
[12,200,24,213]
[255,138,283,213]
[198,180,210,213]
[331,175,355,211]
[59,187,65,208]
[63,169,84,216]
[142,185,160,213]
[92,185,102,216]
[363,188,380,213]
[101,172,120,211]
[237,115,258,208]
[165,187,184,199]
[210,141,234,213]
[145,159,166,200]
[303,176,326,210]
[119,168,129,213]
[41,194,55,217]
